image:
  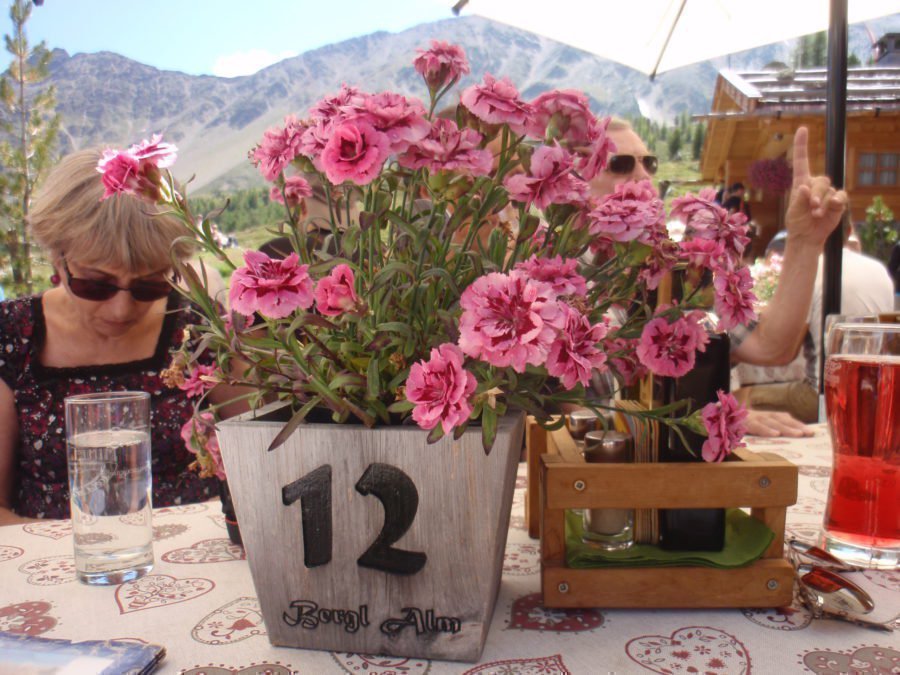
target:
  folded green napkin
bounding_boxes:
[566,509,774,569]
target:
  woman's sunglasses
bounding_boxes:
[607,154,659,176]
[61,257,174,302]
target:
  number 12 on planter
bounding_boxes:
[282,462,427,575]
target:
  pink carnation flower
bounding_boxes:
[546,305,609,389]
[359,92,430,154]
[679,238,725,270]
[180,412,225,480]
[635,311,709,378]
[414,40,470,91]
[526,89,595,146]
[503,144,589,210]
[713,267,758,331]
[671,189,750,267]
[458,271,564,372]
[308,84,367,122]
[179,364,218,398]
[97,133,178,202]
[314,264,362,317]
[588,179,665,244]
[701,390,748,462]
[270,175,313,207]
[513,255,587,297]
[406,343,477,434]
[576,116,615,181]
[250,115,307,181]
[319,120,390,186]
[229,250,315,319]
[397,118,492,176]
[129,134,177,168]
[460,74,532,133]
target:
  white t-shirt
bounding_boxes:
[808,248,895,382]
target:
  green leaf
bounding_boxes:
[267,397,321,452]
[481,404,497,455]
[387,400,415,413]
[426,424,445,444]
[366,357,381,400]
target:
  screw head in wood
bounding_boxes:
[558,582,569,593]
[767,579,779,590]
[574,480,586,491]
[759,476,771,488]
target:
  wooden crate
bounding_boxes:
[527,417,798,609]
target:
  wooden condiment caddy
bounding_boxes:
[525,416,798,609]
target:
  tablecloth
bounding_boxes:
[1,425,898,674]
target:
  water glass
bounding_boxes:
[65,391,154,584]
[821,323,900,569]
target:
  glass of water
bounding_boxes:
[65,391,153,585]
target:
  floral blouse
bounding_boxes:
[0,293,217,519]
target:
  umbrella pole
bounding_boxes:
[820,0,848,394]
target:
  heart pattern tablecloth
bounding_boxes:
[1,425,897,674]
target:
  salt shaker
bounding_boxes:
[582,430,634,551]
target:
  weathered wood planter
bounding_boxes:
[217,405,524,662]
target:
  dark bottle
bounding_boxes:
[658,312,730,551]
[219,479,243,547]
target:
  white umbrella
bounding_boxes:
[453,0,899,78]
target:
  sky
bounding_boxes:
[2,0,453,77]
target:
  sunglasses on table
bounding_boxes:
[61,257,174,302]
[607,154,659,176]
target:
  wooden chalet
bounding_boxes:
[699,52,900,252]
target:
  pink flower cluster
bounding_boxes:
[96,134,177,201]
[229,252,365,321]
[669,188,757,331]
[408,261,612,431]
[701,390,747,462]
[179,364,218,398]
[504,144,589,210]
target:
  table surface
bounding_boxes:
[1,425,898,674]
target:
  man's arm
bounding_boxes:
[732,127,847,366]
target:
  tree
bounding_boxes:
[0,0,59,296]
[691,123,705,161]
[667,127,682,160]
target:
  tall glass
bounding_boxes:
[65,391,154,584]
[821,323,900,569]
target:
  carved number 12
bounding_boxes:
[281,463,427,576]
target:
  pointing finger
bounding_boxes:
[792,126,810,188]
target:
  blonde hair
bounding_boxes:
[29,148,195,272]
[606,117,633,133]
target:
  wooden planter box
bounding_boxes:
[525,417,798,609]
[217,406,525,662]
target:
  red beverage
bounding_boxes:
[823,355,900,555]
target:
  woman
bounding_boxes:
[0,149,236,524]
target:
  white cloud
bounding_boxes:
[211,49,297,77]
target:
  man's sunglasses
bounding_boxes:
[61,257,174,302]
[607,154,659,176]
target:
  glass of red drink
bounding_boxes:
[822,322,899,569]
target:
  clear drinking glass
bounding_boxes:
[65,391,154,584]
[821,323,900,569]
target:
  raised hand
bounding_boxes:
[784,126,848,248]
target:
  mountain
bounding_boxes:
[43,14,900,193]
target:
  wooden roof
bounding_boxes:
[706,65,900,117]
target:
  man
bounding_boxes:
[590,120,848,437]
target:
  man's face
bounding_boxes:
[589,128,654,198]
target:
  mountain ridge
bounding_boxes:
[40,14,899,192]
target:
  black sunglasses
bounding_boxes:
[61,257,173,302]
[607,154,659,176]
